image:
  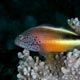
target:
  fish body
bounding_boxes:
[15,26,80,53]
[15,26,80,69]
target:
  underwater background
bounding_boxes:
[0,0,80,80]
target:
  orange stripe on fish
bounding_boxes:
[40,39,80,52]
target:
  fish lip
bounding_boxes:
[14,39,19,46]
[14,40,25,48]
[14,37,21,47]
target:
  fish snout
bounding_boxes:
[15,35,26,48]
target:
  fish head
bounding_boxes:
[15,31,41,52]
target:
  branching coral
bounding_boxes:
[17,49,80,80]
[61,49,80,80]
[68,18,80,33]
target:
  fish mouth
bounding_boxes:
[14,37,27,49]
[14,38,20,46]
[14,37,22,47]
[15,41,25,49]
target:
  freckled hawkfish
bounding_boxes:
[15,26,80,54]
[15,25,80,66]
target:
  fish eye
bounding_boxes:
[19,35,24,40]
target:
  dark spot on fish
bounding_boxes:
[38,40,41,43]
[25,36,28,38]
[35,36,38,39]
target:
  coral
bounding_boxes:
[68,18,80,33]
[61,49,80,80]
[17,49,80,80]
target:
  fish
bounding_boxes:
[15,26,80,52]
[15,26,80,65]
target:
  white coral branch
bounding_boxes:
[17,49,80,80]
[68,18,80,33]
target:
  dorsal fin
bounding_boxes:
[35,26,78,36]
